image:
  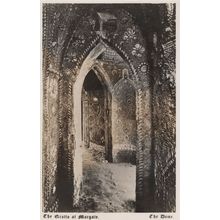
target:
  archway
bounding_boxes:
[72,42,138,212]
[72,42,112,203]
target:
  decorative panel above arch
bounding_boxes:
[43,4,150,89]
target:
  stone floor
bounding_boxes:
[74,143,136,212]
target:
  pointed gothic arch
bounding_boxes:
[71,40,152,211]
[72,42,113,202]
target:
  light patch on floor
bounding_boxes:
[74,143,136,212]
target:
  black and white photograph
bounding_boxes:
[2,0,220,220]
[41,1,177,216]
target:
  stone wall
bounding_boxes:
[87,90,105,146]
[147,4,176,212]
[42,74,59,212]
[112,79,137,164]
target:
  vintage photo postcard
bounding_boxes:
[41,1,179,219]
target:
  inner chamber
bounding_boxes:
[82,69,106,160]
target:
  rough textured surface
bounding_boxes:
[150,5,176,212]
[74,145,136,212]
[112,79,137,163]
[86,90,105,146]
[42,74,59,212]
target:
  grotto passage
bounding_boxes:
[42,3,176,213]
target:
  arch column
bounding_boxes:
[136,87,153,212]
[56,77,74,211]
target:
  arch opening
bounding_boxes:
[81,69,112,161]
[72,42,138,212]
